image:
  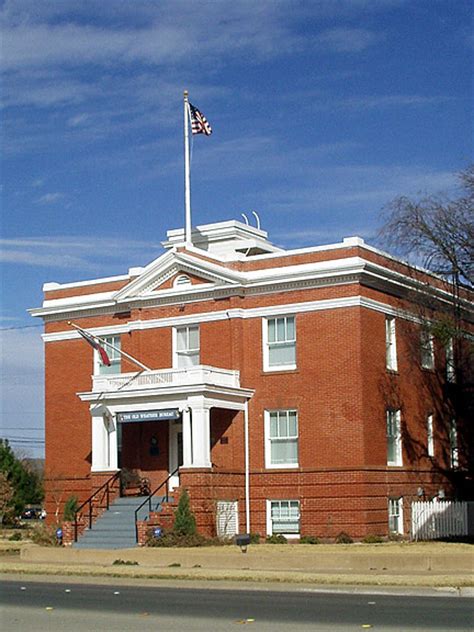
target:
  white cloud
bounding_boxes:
[0,236,162,272]
[317,27,383,52]
[67,113,89,127]
[0,327,44,457]
[332,94,453,110]
[36,192,64,205]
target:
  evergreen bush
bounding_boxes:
[173,489,197,536]
[63,495,79,521]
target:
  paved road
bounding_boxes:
[1,579,473,631]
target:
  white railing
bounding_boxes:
[92,365,241,393]
[411,500,470,541]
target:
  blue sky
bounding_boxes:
[1,0,472,457]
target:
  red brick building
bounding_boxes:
[31,220,473,539]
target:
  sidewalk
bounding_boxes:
[1,542,472,590]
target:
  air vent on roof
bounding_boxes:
[174,274,192,288]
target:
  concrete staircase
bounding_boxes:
[74,496,153,549]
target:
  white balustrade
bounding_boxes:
[92,365,240,393]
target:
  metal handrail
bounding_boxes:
[134,467,179,542]
[73,471,120,542]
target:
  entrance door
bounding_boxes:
[169,422,183,491]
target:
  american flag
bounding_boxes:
[189,102,212,136]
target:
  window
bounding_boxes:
[388,497,403,534]
[446,338,456,383]
[96,335,121,375]
[420,329,435,370]
[427,414,434,458]
[385,316,397,371]
[173,274,192,288]
[263,316,296,371]
[267,500,300,535]
[450,419,459,469]
[265,410,298,468]
[386,409,402,466]
[216,501,238,538]
[174,325,200,368]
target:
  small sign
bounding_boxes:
[117,409,180,423]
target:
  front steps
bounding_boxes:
[74,496,153,549]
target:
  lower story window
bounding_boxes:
[268,500,300,536]
[388,497,403,535]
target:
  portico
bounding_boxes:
[78,365,253,488]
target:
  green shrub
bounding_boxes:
[63,495,79,522]
[147,531,209,547]
[173,489,197,536]
[8,531,22,541]
[112,559,139,566]
[335,531,353,544]
[362,534,384,544]
[249,533,261,544]
[266,534,287,544]
[300,535,320,544]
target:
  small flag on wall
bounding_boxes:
[189,102,212,135]
[78,329,111,366]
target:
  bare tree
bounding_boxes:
[379,165,474,498]
[379,164,474,289]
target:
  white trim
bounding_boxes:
[41,294,464,345]
[427,414,435,458]
[262,315,297,372]
[42,272,135,292]
[420,329,435,370]
[264,409,299,469]
[387,409,403,466]
[385,316,398,371]
[173,324,200,368]
[388,497,403,535]
[266,499,300,537]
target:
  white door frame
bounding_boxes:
[168,420,183,491]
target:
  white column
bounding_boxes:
[191,406,211,468]
[91,411,117,472]
[107,415,118,471]
[91,413,106,471]
[182,407,192,467]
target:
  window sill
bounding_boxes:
[265,464,300,470]
[262,366,298,374]
[386,368,399,375]
[387,463,403,468]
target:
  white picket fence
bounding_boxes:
[411,500,469,540]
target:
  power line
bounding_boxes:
[0,324,43,331]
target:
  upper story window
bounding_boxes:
[263,316,296,371]
[96,335,121,375]
[446,337,456,383]
[173,274,192,288]
[450,418,459,469]
[265,410,298,468]
[386,409,402,466]
[427,414,434,458]
[420,329,435,370]
[174,325,200,368]
[385,316,397,371]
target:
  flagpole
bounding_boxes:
[68,322,152,372]
[183,90,192,247]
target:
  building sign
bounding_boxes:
[117,409,180,423]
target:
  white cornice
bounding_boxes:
[42,295,422,343]
[30,249,473,323]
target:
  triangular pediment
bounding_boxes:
[113,250,242,301]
